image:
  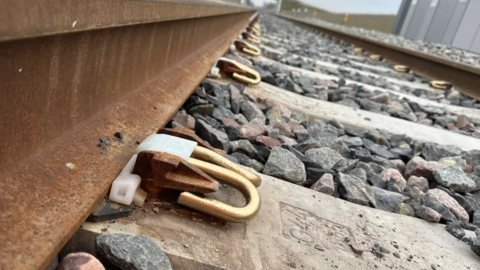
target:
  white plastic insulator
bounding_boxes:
[230,44,236,51]
[210,67,220,76]
[109,155,141,206]
[133,187,148,207]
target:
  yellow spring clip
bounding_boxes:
[429,80,452,90]
[212,57,261,85]
[246,26,261,37]
[353,47,364,55]
[242,31,261,44]
[134,131,261,223]
[369,54,384,61]
[393,65,411,73]
[252,22,261,31]
[180,146,261,223]
[232,39,261,57]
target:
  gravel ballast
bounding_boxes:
[160,14,480,258]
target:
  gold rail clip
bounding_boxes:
[232,39,261,56]
[429,80,452,90]
[393,65,411,73]
[242,31,261,44]
[246,26,261,37]
[212,57,261,85]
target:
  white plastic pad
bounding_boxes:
[135,134,197,160]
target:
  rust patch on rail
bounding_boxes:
[0,11,254,270]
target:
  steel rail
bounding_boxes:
[275,14,480,100]
[0,1,255,269]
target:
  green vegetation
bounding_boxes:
[280,0,318,12]
[279,0,396,33]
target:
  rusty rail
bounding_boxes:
[275,14,480,99]
[0,1,255,269]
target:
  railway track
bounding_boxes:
[276,14,480,101]
[2,3,480,269]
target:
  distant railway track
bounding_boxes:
[276,14,480,100]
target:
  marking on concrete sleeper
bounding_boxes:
[279,203,365,255]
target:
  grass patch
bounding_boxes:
[280,0,396,33]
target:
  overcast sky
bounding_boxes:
[256,0,402,14]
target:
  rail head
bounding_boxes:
[0,0,254,42]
